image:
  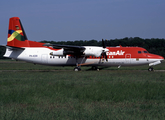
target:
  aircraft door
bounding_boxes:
[41,54,48,64]
[125,54,131,64]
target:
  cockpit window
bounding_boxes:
[138,51,142,54]
[143,51,148,53]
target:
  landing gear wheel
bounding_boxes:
[74,67,81,71]
[148,67,154,72]
[92,66,99,71]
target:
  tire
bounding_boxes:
[74,67,81,71]
[148,67,154,72]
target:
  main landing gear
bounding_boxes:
[74,56,85,71]
[74,66,81,71]
[148,67,154,72]
[92,66,100,71]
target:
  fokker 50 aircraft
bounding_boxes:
[3,17,164,71]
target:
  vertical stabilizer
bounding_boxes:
[7,17,46,47]
[7,17,29,47]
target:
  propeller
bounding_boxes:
[102,39,108,61]
[102,39,106,48]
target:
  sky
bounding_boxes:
[0,0,165,45]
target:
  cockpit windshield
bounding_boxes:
[143,51,148,53]
[138,51,148,54]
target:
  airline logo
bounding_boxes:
[8,30,25,42]
[106,50,125,56]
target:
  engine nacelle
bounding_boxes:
[83,46,108,57]
[50,49,64,56]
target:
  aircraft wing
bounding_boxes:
[43,43,85,55]
[44,43,85,49]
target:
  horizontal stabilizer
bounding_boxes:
[5,45,25,50]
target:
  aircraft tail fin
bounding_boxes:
[7,17,44,47]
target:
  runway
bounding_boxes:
[0,69,165,72]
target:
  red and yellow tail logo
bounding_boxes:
[8,30,25,42]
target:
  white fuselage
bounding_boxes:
[4,47,163,67]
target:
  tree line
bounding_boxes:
[1,37,165,59]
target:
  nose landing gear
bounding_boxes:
[148,67,154,71]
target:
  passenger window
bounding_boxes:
[138,51,142,54]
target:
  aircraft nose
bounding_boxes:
[156,55,164,60]
[160,56,164,60]
[147,54,164,60]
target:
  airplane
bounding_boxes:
[3,17,164,71]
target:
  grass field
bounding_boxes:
[0,60,165,120]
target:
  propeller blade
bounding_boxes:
[102,39,106,48]
[101,39,108,61]
[102,51,105,58]
[104,52,108,61]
